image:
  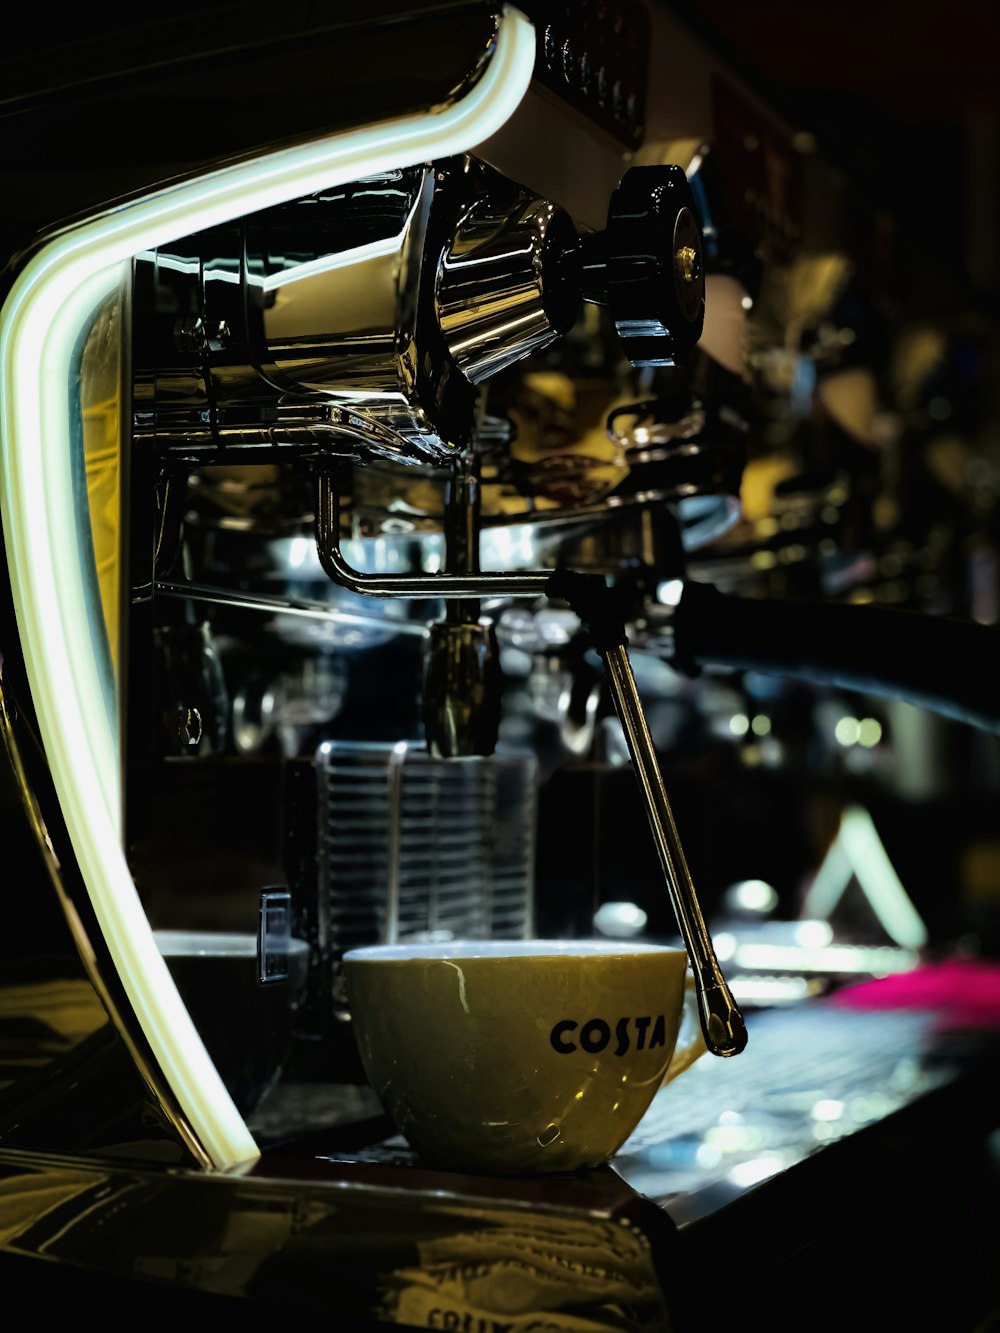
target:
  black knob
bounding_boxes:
[579,164,706,368]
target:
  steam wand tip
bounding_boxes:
[697,981,749,1057]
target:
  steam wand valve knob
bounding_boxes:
[578,164,706,368]
[546,567,747,1058]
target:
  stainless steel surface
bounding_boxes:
[603,643,747,1058]
[314,469,554,597]
[437,191,580,382]
[0,1139,671,1323]
[136,168,478,467]
[156,579,432,638]
[612,999,955,1223]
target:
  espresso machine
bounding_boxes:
[2,2,1000,1327]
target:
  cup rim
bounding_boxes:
[153,929,310,959]
[341,938,685,962]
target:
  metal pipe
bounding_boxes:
[314,471,552,598]
[155,580,430,637]
[603,643,748,1057]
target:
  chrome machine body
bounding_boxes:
[2,2,999,1326]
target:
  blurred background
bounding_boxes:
[674,0,1000,306]
[519,0,1000,979]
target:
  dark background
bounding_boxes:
[668,0,1000,312]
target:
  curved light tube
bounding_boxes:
[0,6,535,1173]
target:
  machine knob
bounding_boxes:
[437,164,705,384]
[579,164,706,368]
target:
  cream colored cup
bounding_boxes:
[341,939,706,1175]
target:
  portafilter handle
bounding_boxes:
[547,569,747,1058]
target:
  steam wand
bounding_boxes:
[548,568,748,1058]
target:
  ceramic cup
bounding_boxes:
[155,929,310,1115]
[341,939,706,1175]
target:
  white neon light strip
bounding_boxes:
[0,6,534,1172]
